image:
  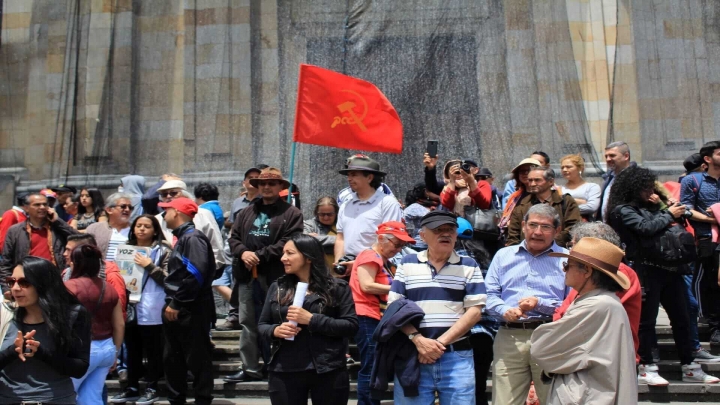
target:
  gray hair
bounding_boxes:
[569,222,621,247]
[524,204,560,228]
[105,192,132,208]
[605,141,630,156]
[376,234,397,243]
[529,166,556,181]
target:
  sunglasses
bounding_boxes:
[562,262,587,273]
[5,277,31,289]
[258,181,279,187]
[112,204,134,210]
[387,239,407,249]
[317,212,335,217]
[159,191,180,198]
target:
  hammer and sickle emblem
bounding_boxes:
[331,90,368,132]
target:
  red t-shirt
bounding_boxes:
[28,227,53,261]
[350,249,393,320]
[65,277,119,340]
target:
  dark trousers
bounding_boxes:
[636,264,694,365]
[470,333,493,405]
[355,316,380,405]
[126,323,164,390]
[163,301,214,405]
[268,368,350,405]
[694,246,720,332]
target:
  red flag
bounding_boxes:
[292,64,403,154]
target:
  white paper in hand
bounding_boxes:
[286,282,309,341]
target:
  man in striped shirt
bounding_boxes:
[389,211,486,405]
[485,204,569,405]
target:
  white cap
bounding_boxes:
[157,180,187,191]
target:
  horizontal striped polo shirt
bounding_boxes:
[389,250,487,339]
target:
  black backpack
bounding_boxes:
[645,221,698,266]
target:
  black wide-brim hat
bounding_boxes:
[338,154,386,176]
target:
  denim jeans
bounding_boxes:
[355,316,380,405]
[393,349,475,405]
[73,338,116,405]
[684,274,701,350]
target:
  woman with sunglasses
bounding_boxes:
[85,193,133,261]
[0,256,91,404]
[71,188,107,232]
[110,214,171,405]
[65,245,124,404]
[349,222,415,405]
[258,234,358,405]
[304,197,340,271]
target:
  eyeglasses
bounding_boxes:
[317,212,335,217]
[386,238,407,249]
[5,277,31,289]
[258,181,279,187]
[112,204,133,210]
[562,261,587,273]
[526,222,555,232]
[159,191,180,198]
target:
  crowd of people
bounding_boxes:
[0,140,719,405]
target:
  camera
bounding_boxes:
[681,209,693,219]
[461,161,473,173]
[333,254,356,276]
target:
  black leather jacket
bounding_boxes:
[609,203,675,262]
[258,276,358,374]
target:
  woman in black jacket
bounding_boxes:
[608,166,719,386]
[258,234,358,405]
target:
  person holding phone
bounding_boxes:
[0,256,91,404]
[0,192,78,299]
[439,159,492,215]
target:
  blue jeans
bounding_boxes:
[355,316,380,405]
[394,349,475,405]
[685,274,701,350]
[212,265,233,287]
[73,338,116,405]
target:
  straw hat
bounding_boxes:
[549,237,630,290]
[511,158,542,174]
[248,167,290,189]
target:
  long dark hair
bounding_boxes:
[127,214,166,246]
[78,188,105,220]
[16,256,85,352]
[607,166,656,216]
[279,234,335,307]
[70,245,103,278]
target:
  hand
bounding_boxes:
[46,208,58,222]
[518,297,539,312]
[287,306,313,325]
[273,322,301,339]
[109,353,118,372]
[667,197,679,206]
[413,336,445,364]
[133,253,152,268]
[241,251,260,269]
[423,153,438,169]
[3,291,11,302]
[164,306,180,322]
[461,170,477,189]
[647,194,660,204]
[668,204,687,219]
[503,307,526,322]
[14,330,38,362]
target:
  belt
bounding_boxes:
[444,338,472,352]
[501,321,549,330]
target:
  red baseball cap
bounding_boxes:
[376,221,416,244]
[158,198,198,218]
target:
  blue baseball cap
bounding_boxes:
[457,217,473,240]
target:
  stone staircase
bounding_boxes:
[106,325,720,403]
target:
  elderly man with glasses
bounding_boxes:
[485,204,569,405]
[85,192,134,261]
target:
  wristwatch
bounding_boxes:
[408,332,420,341]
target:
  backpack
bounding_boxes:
[645,221,698,266]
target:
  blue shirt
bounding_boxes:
[200,200,225,230]
[680,172,720,237]
[389,250,487,339]
[485,241,569,321]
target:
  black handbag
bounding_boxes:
[463,205,500,241]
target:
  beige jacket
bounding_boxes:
[530,290,638,405]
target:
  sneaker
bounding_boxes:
[109,388,141,403]
[346,356,356,365]
[694,347,720,363]
[682,362,720,383]
[638,364,669,386]
[711,330,720,345]
[215,318,241,331]
[117,369,128,383]
[135,388,159,405]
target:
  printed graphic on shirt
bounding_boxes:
[249,212,271,237]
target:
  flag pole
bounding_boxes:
[286,142,297,203]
